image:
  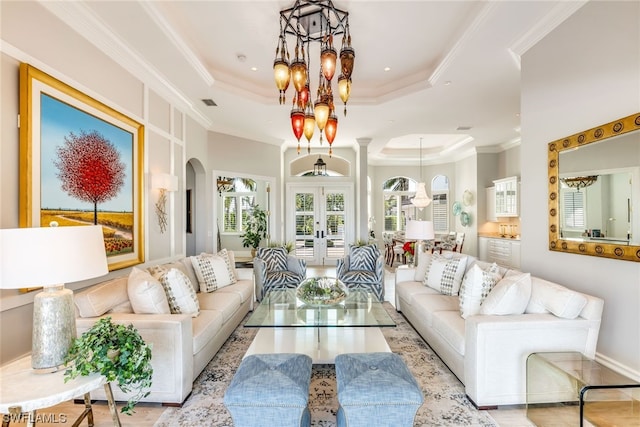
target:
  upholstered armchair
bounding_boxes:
[253,247,306,301]
[436,232,465,253]
[336,244,385,301]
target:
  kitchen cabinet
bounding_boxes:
[493,176,519,217]
[478,236,521,269]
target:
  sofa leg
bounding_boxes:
[162,402,183,408]
[466,395,497,410]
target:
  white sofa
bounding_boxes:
[394,251,604,408]
[73,250,253,406]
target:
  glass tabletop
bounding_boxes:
[245,289,396,328]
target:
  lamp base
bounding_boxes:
[32,285,77,371]
[415,240,426,266]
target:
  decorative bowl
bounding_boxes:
[296,277,348,306]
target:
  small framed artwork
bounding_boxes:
[19,63,145,271]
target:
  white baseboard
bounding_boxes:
[595,351,640,382]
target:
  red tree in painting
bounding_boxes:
[54,130,126,224]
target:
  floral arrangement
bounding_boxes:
[403,241,415,257]
[296,277,348,305]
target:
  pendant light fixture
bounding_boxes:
[411,137,432,209]
[274,0,355,157]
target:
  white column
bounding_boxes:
[356,138,371,242]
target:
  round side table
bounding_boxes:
[0,356,121,427]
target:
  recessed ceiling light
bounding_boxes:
[444,81,452,86]
[384,67,391,72]
[251,67,258,72]
[202,99,217,107]
[456,126,472,131]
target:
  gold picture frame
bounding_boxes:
[19,63,145,271]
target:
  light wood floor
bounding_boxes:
[11,266,636,426]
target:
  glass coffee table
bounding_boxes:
[244,288,396,363]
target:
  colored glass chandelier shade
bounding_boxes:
[321,44,337,82]
[314,100,330,131]
[290,60,307,93]
[273,59,290,104]
[338,75,351,116]
[291,108,305,142]
[325,113,338,145]
[274,0,355,155]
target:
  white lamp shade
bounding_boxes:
[0,225,108,289]
[152,173,178,192]
[405,220,435,240]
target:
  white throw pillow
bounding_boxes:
[190,250,237,292]
[422,254,468,296]
[526,277,588,319]
[458,264,502,319]
[127,267,170,314]
[480,272,532,315]
[153,268,200,317]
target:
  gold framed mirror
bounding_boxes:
[548,112,640,261]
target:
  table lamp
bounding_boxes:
[405,220,435,266]
[0,225,108,371]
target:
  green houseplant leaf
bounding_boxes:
[64,317,153,415]
[240,204,268,249]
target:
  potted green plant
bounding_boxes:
[240,204,268,256]
[64,317,153,415]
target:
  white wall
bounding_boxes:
[0,2,210,363]
[521,1,640,377]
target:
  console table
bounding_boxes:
[0,356,121,427]
[526,352,640,426]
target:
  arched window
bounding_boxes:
[431,175,449,233]
[382,177,418,232]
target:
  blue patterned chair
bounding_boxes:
[254,247,306,301]
[336,244,385,301]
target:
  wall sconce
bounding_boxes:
[152,173,178,233]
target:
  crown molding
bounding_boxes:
[509,1,588,57]
[39,1,212,129]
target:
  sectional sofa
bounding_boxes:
[73,249,253,405]
[394,250,604,408]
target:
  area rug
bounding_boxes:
[154,304,497,426]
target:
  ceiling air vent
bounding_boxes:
[456,126,472,131]
[202,99,217,107]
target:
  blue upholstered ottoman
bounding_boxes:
[335,352,423,427]
[223,353,313,427]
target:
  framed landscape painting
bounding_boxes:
[19,63,144,271]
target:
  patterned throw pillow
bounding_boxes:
[190,250,237,293]
[152,268,200,317]
[127,267,170,314]
[422,254,467,296]
[257,247,288,272]
[458,263,502,318]
[348,245,379,271]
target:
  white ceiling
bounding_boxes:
[42,0,587,166]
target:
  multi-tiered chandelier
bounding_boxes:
[273,0,355,157]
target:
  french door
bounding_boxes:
[287,184,352,266]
